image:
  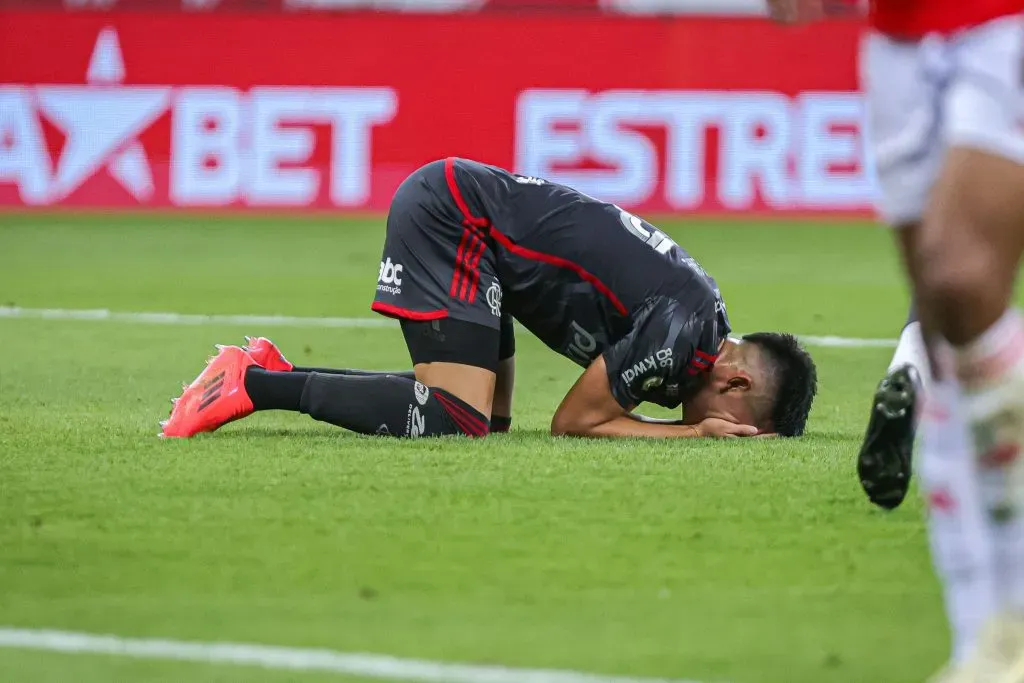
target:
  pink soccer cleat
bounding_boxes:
[242,336,294,372]
[161,345,256,438]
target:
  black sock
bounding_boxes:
[245,368,417,411]
[491,415,512,433]
[299,372,489,437]
[291,367,415,380]
[245,367,309,411]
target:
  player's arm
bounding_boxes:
[551,297,757,439]
[551,356,756,438]
[627,413,685,425]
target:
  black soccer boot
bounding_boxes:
[857,364,921,510]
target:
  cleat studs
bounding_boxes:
[215,344,225,351]
[182,382,190,391]
[159,419,169,428]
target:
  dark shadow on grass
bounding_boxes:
[207,426,351,440]
[195,426,860,445]
[799,430,863,443]
[205,426,559,440]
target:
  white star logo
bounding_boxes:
[37,27,171,202]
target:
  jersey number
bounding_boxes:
[617,208,679,256]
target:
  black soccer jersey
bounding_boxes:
[449,158,731,410]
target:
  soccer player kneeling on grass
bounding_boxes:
[161,158,817,440]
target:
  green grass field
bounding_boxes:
[0,214,951,683]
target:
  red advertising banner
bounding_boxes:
[0,11,870,213]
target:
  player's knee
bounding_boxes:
[550,408,584,437]
[549,417,570,437]
[915,233,991,316]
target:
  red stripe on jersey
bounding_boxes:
[443,156,625,315]
[459,233,483,302]
[465,234,489,303]
[450,227,473,298]
[444,157,490,303]
[695,350,718,364]
[371,302,449,321]
[489,227,628,317]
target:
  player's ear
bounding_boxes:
[726,372,752,392]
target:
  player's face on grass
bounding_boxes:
[682,339,761,428]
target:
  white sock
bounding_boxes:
[956,308,1024,613]
[919,377,996,661]
[889,321,932,391]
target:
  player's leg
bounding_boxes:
[237,334,462,435]
[914,22,1024,638]
[857,30,937,511]
[910,17,1024,678]
[362,158,502,427]
[889,301,929,383]
[914,149,1024,675]
[858,28,995,667]
[919,346,997,665]
[859,229,932,510]
[162,160,501,439]
[243,333,497,434]
[162,320,496,439]
[243,318,497,437]
[859,300,925,510]
[265,156,501,437]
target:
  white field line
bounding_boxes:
[0,628,710,683]
[0,306,896,349]
[0,306,395,329]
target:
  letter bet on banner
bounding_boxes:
[0,11,875,214]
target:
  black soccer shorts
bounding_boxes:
[372,159,513,371]
[371,158,504,330]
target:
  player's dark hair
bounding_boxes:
[742,332,817,437]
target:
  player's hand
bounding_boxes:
[765,0,824,24]
[695,418,760,438]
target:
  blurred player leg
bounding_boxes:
[900,16,1024,680]
[874,306,992,652]
[889,302,929,385]
[859,300,928,510]
[859,27,1000,672]
[856,28,941,511]
[919,349,996,663]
